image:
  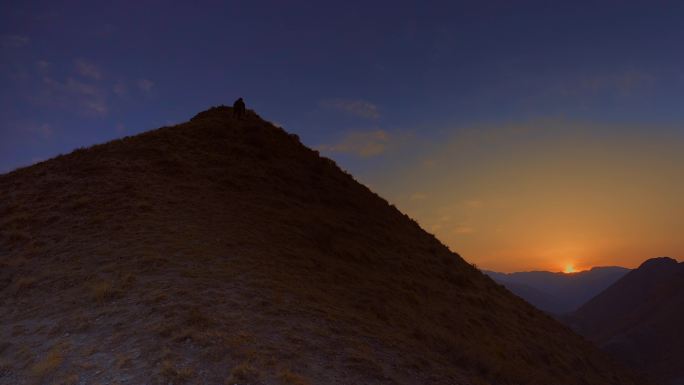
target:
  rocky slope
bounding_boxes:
[0,106,642,385]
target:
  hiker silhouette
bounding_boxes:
[233,98,246,119]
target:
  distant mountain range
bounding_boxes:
[488,258,683,384]
[484,266,630,314]
[567,257,684,385]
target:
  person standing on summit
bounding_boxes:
[233,97,246,119]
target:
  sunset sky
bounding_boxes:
[2,1,683,272]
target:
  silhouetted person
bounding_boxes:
[233,97,246,119]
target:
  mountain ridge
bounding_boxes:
[484,266,630,314]
[0,106,642,384]
[569,257,684,385]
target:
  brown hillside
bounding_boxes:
[0,106,642,385]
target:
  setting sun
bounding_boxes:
[2,2,683,384]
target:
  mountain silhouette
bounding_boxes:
[486,279,561,313]
[568,257,684,385]
[485,266,630,314]
[0,106,642,384]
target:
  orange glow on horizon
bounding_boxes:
[362,121,684,272]
[561,263,590,273]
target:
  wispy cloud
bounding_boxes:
[137,78,154,93]
[75,59,102,80]
[35,60,50,72]
[23,122,53,139]
[410,192,428,201]
[320,98,380,119]
[464,199,484,209]
[38,76,108,115]
[556,70,655,97]
[98,23,118,37]
[453,225,475,235]
[318,130,390,157]
[113,80,127,96]
[11,56,157,118]
[0,34,30,48]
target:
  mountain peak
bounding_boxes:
[0,107,641,384]
[571,256,684,384]
[638,256,679,269]
[190,104,242,121]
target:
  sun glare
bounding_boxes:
[563,264,576,274]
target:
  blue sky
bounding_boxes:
[2,1,683,270]
[2,1,684,172]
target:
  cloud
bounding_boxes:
[453,225,475,235]
[0,34,30,47]
[35,60,50,72]
[39,76,108,115]
[113,81,127,96]
[23,123,53,139]
[594,71,654,95]
[13,57,155,118]
[464,199,484,209]
[98,23,118,37]
[318,130,390,157]
[75,59,102,80]
[556,70,655,97]
[320,99,380,119]
[421,159,436,168]
[410,192,428,201]
[137,78,154,93]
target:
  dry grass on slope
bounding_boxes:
[0,106,643,385]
